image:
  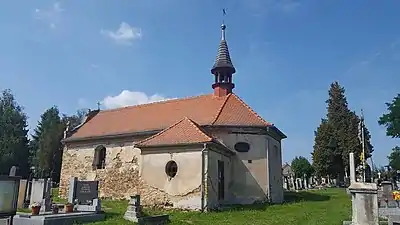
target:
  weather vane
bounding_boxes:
[222,8,227,24]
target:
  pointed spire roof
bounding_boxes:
[211,24,236,74]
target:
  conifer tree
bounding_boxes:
[0,89,30,176]
[32,107,64,180]
[312,119,335,177]
[312,82,374,179]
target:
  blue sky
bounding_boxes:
[0,0,399,166]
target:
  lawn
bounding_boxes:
[23,188,352,225]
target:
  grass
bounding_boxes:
[21,188,352,225]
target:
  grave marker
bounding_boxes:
[75,181,98,205]
[9,166,18,177]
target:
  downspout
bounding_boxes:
[201,143,208,212]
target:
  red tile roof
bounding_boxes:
[67,93,272,141]
[135,117,214,147]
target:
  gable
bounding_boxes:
[136,117,213,147]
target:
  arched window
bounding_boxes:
[165,161,178,179]
[93,145,106,170]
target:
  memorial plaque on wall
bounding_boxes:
[75,181,98,205]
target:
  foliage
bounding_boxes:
[312,119,335,177]
[312,82,373,180]
[379,94,400,138]
[388,146,400,171]
[0,89,30,177]
[31,107,65,181]
[291,156,314,178]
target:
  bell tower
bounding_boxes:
[211,20,236,97]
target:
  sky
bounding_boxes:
[0,0,399,166]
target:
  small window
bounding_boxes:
[165,161,178,178]
[234,142,250,152]
[93,145,106,170]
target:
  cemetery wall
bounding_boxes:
[59,140,203,209]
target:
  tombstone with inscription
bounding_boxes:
[68,177,101,213]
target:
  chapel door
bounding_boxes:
[217,160,225,200]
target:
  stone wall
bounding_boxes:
[59,141,203,209]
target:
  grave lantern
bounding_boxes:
[0,175,21,218]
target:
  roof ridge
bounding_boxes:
[184,118,213,141]
[135,117,187,145]
[211,93,232,125]
[231,94,272,126]
[135,117,213,146]
[100,94,213,114]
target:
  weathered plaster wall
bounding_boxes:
[207,149,231,208]
[267,138,284,203]
[209,127,283,204]
[140,148,203,209]
[59,140,204,210]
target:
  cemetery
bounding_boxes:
[3,153,400,225]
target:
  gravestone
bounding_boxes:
[9,166,18,177]
[30,179,51,212]
[17,180,28,208]
[75,181,98,205]
[68,177,101,213]
[124,195,141,222]
[379,181,397,208]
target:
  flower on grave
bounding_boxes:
[30,202,41,208]
[392,191,400,201]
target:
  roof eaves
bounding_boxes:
[62,129,161,143]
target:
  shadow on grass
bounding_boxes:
[284,191,331,203]
[103,211,120,220]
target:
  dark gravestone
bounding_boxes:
[380,181,398,208]
[365,165,372,183]
[75,181,99,205]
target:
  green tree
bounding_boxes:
[388,146,400,171]
[32,107,64,181]
[61,108,87,130]
[312,119,335,177]
[291,156,314,178]
[0,89,30,176]
[312,82,373,180]
[379,94,400,138]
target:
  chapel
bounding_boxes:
[59,22,287,211]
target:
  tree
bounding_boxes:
[312,82,373,180]
[379,94,400,138]
[312,119,335,177]
[32,107,64,181]
[388,146,400,171]
[0,89,30,176]
[291,156,314,178]
[61,108,87,130]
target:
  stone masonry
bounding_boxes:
[59,143,202,208]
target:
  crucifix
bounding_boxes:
[97,101,101,110]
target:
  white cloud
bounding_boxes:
[101,22,142,45]
[34,2,64,29]
[101,90,173,109]
[90,64,99,69]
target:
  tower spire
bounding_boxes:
[211,9,236,97]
